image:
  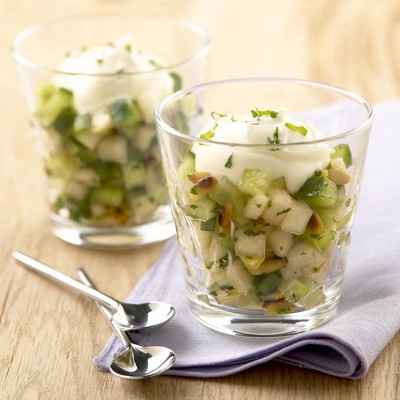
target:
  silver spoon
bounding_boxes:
[77,268,175,379]
[13,251,175,331]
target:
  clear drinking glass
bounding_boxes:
[156,78,372,337]
[12,15,209,249]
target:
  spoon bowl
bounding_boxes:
[110,344,176,379]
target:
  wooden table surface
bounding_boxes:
[1,1,399,399]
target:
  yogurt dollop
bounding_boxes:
[53,34,173,122]
[192,113,331,193]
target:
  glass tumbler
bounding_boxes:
[12,15,209,249]
[156,78,372,336]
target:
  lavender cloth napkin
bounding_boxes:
[95,101,400,379]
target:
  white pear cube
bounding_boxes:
[267,229,294,257]
[226,261,253,294]
[262,189,293,226]
[97,136,128,163]
[281,200,313,235]
[328,158,351,185]
[243,194,269,220]
[235,233,266,258]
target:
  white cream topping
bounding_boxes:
[192,114,331,193]
[52,34,174,122]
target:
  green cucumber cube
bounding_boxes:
[297,174,338,209]
[332,144,352,167]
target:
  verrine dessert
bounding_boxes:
[156,78,372,336]
[13,16,209,248]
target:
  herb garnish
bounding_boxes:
[276,208,291,216]
[285,122,308,136]
[96,59,103,65]
[224,154,233,168]
[268,127,281,150]
[200,129,215,140]
[211,111,227,120]
[251,108,279,118]
[124,43,132,52]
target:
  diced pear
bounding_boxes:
[328,158,351,185]
[226,260,253,295]
[287,242,325,270]
[74,168,99,186]
[234,233,266,258]
[243,194,269,220]
[267,229,293,257]
[281,200,313,235]
[97,136,128,163]
[262,189,293,226]
[92,112,113,135]
[64,181,87,201]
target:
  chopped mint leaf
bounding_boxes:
[268,127,281,146]
[276,207,291,216]
[190,187,198,195]
[81,45,88,52]
[285,122,308,136]
[200,129,215,140]
[345,198,351,207]
[200,216,218,232]
[224,154,233,168]
[96,59,103,65]
[211,111,227,120]
[251,108,279,119]
[190,204,198,209]
[65,51,71,58]
[169,72,182,92]
[124,43,132,52]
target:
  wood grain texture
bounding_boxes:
[1,0,400,399]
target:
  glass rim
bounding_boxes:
[155,77,374,148]
[11,14,210,77]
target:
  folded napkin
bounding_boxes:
[96,101,400,379]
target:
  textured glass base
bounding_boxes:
[189,290,340,337]
[51,206,175,250]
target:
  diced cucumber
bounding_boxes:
[92,161,123,185]
[302,229,335,252]
[54,193,91,222]
[36,87,74,128]
[254,272,282,297]
[64,181,88,201]
[123,163,146,190]
[110,99,143,136]
[264,301,294,315]
[238,169,270,196]
[187,197,217,220]
[53,106,76,134]
[209,177,247,225]
[297,174,338,209]
[280,279,309,304]
[44,152,80,180]
[37,82,56,106]
[178,152,195,181]
[332,144,352,167]
[91,186,124,207]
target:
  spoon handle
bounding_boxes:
[76,268,130,347]
[13,251,120,312]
